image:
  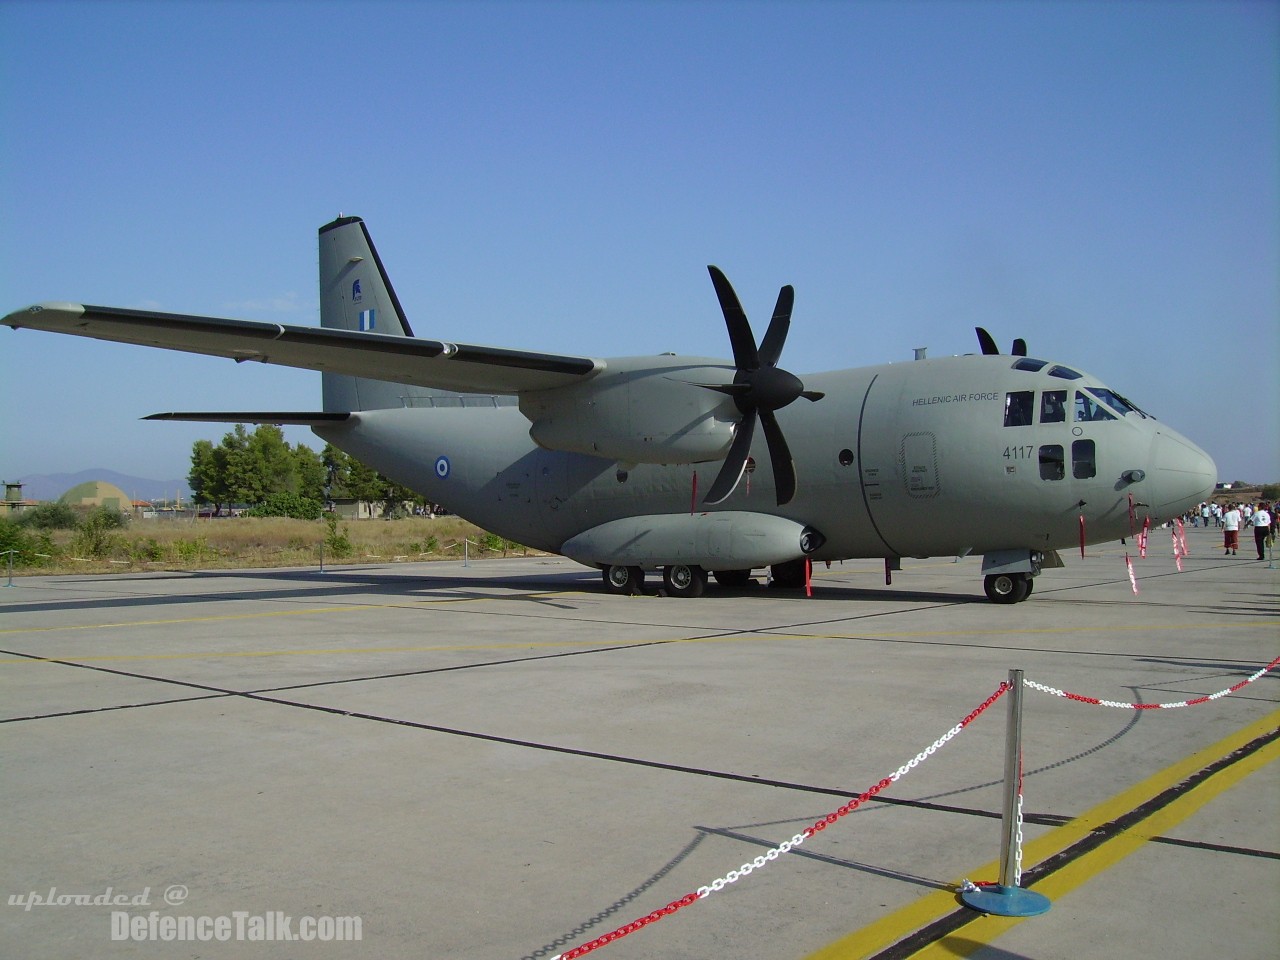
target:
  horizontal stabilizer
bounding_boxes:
[144,412,353,425]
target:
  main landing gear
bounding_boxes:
[603,563,745,598]
[602,563,711,597]
[984,572,1034,604]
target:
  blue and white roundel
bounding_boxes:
[434,455,451,479]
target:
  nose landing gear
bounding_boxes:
[984,572,1033,604]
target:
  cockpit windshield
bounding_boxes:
[1087,387,1149,419]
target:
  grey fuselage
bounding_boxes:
[314,351,1214,565]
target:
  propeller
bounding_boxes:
[700,266,823,506]
[975,327,1028,357]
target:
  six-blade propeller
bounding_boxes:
[700,266,823,506]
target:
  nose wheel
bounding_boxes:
[984,572,1032,604]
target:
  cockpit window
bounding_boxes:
[1048,365,1082,380]
[1004,391,1034,426]
[1088,387,1146,419]
[1074,390,1116,422]
[1012,358,1049,372]
[1040,390,1067,424]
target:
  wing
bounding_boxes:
[4,302,603,395]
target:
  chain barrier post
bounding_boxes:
[961,668,1051,917]
[2,549,16,587]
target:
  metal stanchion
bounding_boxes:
[2,549,16,587]
[961,668,1052,917]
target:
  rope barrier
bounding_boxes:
[545,659,1276,956]
[1023,657,1279,709]
[548,680,1012,959]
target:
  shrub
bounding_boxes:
[18,502,80,530]
[0,517,38,566]
[323,514,353,558]
[71,510,125,559]
[245,492,323,521]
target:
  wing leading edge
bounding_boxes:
[4,302,603,395]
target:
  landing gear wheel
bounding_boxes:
[603,565,644,595]
[984,572,1031,604]
[712,568,752,589]
[769,558,807,589]
[663,564,707,598]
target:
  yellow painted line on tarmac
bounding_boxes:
[802,708,1280,960]
[0,605,374,637]
[0,589,593,640]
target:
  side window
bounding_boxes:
[1074,391,1116,422]
[1040,390,1067,424]
[1039,444,1065,481]
[1004,391,1034,427]
[1072,439,1096,479]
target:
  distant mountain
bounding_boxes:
[14,469,191,503]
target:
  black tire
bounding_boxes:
[663,564,707,598]
[712,568,752,589]
[602,565,643,595]
[770,558,807,589]
[984,572,1031,604]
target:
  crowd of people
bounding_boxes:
[1188,499,1277,560]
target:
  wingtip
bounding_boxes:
[4,302,87,328]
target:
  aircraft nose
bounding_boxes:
[1149,430,1217,518]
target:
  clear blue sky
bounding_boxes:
[2,0,1276,487]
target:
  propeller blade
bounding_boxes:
[759,409,797,506]
[1011,337,1027,357]
[975,327,999,355]
[800,390,825,402]
[708,266,758,370]
[758,285,794,367]
[703,409,757,505]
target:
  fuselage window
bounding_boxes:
[1074,391,1116,422]
[1039,444,1065,481]
[1048,365,1082,380]
[1013,358,1049,372]
[1072,439,1097,479]
[1004,391,1034,426]
[1040,390,1067,424]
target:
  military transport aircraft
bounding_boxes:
[4,215,1217,602]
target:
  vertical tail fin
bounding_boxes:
[319,215,415,412]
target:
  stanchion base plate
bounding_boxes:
[960,884,1051,917]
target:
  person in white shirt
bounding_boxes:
[1222,504,1241,555]
[1249,503,1272,560]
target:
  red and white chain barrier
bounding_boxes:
[1024,657,1279,709]
[548,680,1012,959]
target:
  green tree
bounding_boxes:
[293,444,326,501]
[190,425,329,512]
[189,438,229,513]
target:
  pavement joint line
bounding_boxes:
[801,708,1280,960]
[8,638,1268,849]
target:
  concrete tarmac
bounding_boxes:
[2,523,1276,959]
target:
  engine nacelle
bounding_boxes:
[521,356,738,464]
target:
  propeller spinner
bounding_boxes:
[701,266,823,506]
